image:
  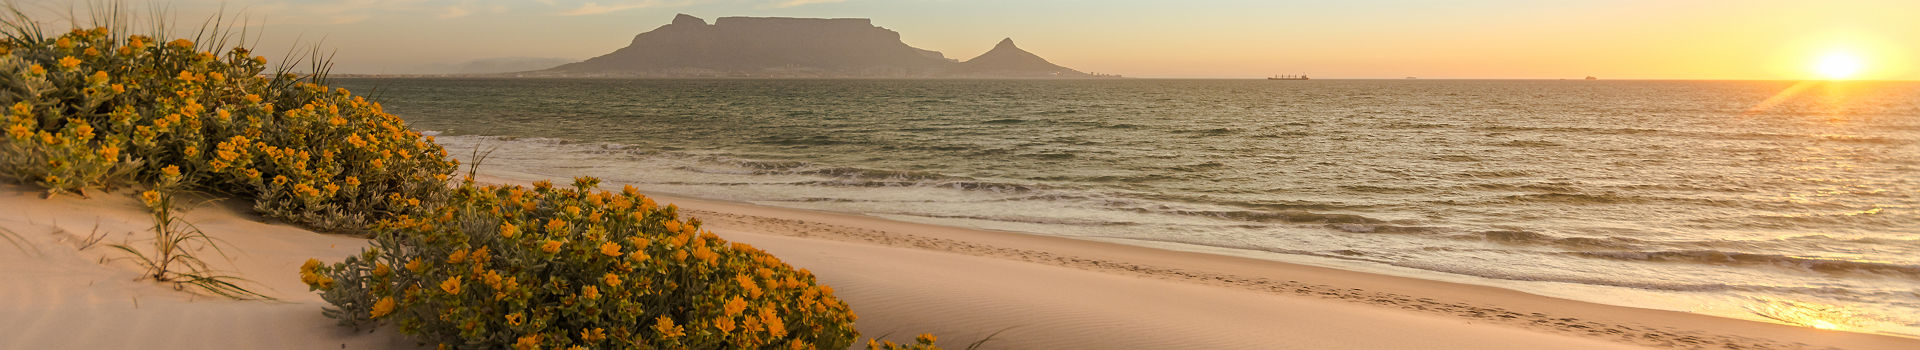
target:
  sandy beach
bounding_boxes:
[1,175,1912,349]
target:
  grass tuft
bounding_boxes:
[106,172,271,300]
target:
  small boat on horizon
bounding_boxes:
[1268,74,1309,80]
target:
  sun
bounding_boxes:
[1812,51,1864,80]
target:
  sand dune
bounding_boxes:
[0,185,420,349]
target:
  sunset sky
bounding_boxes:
[15,0,1919,79]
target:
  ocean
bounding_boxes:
[333,78,1919,336]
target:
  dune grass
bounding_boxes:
[107,174,271,300]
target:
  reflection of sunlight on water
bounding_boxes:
[1744,81,1869,120]
[1742,297,1883,331]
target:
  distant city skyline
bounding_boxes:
[12,0,1918,79]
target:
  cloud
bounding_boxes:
[205,0,467,24]
[559,0,693,16]
[765,0,846,9]
[438,6,472,19]
[328,13,373,24]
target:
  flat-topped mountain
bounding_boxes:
[543,14,1089,78]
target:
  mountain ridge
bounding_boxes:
[541,14,1091,78]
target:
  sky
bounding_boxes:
[12,0,1920,79]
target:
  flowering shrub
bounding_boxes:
[305,177,860,349]
[0,26,454,232]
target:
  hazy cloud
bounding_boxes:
[438,6,472,19]
[766,0,847,9]
[221,0,453,25]
[560,0,695,16]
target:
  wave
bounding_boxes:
[1159,209,1383,224]
[1570,250,1920,278]
[1465,125,1913,145]
[1490,140,1561,147]
[1501,192,1645,204]
[1119,235,1909,296]
[1457,230,1645,249]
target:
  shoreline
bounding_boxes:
[473,173,1918,349]
[3,175,1913,348]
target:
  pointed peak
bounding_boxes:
[994,37,1017,49]
[672,13,707,26]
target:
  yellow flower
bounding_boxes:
[6,125,28,139]
[373,263,391,277]
[440,276,461,295]
[83,47,99,56]
[88,71,109,85]
[505,312,524,326]
[652,316,685,338]
[207,72,224,81]
[603,273,621,286]
[447,249,468,264]
[58,56,80,69]
[369,297,395,318]
[541,240,563,254]
[168,38,193,49]
[724,295,747,316]
[139,190,162,208]
[110,84,124,93]
[161,165,181,177]
[513,335,540,350]
[301,258,323,272]
[96,145,119,160]
[546,218,567,232]
[582,285,599,299]
[406,258,425,273]
[598,241,622,257]
[763,307,786,337]
[500,222,519,238]
[28,64,44,75]
[917,333,937,344]
[55,37,71,49]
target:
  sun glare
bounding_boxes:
[1812,52,1864,80]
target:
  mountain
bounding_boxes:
[955,38,1087,77]
[543,14,1092,78]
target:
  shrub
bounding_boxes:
[304,177,860,349]
[0,22,454,232]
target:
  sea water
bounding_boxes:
[334,78,1920,336]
